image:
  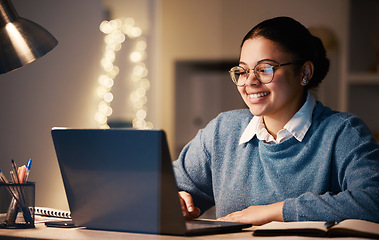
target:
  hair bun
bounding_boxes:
[242,17,330,89]
[308,36,330,88]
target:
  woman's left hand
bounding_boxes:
[218,201,284,226]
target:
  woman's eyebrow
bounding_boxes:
[239,59,278,66]
[257,58,278,64]
[238,61,248,66]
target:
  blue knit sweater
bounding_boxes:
[173,102,379,223]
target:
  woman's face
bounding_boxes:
[238,37,306,121]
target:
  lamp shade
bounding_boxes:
[0,0,58,74]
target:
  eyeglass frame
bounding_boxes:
[229,61,299,86]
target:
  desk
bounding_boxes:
[0,223,372,240]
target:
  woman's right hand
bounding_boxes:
[179,191,201,219]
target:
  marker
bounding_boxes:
[17,165,27,183]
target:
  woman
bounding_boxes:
[173,16,379,226]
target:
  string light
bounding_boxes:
[95,18,153,129]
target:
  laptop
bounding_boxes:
[51,128,252,235]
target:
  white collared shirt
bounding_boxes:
[239,92,316,145]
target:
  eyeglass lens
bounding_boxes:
[230,63,275,86]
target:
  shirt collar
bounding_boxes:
[239,92,316,145]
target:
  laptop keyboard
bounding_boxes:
[186,219,225,230]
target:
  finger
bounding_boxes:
[188,207,201,219]
[178,194,189,217]
[179,192,201,219]
[179,191,196,212]
[179,191,195,212]
[218,211,242,222]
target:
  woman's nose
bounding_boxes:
[245,71,260,86]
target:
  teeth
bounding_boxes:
[249,92,269,99]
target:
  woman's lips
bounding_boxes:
[249,91,270,99]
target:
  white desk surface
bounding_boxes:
[0,223,372,240]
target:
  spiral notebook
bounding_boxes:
[34,207,71,219]
[51,128,251,235]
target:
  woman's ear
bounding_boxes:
[301,61,314,86]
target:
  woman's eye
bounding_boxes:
[238,70,246,76]
[259,67,273,75]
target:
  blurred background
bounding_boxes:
[0,0,378,211]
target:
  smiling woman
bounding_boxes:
[172,16,379,226]
[236,37,312,138]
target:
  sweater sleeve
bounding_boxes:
[172,127,215,213]
[172,110,252,214]
[283,114,379,223]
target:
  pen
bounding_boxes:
[11,160,20,184]
[24,159,32,182]
[9,170,17,184]
[324,221,336,229]
[0,170,17,198]
[2,169,26,221]
[0,170,9,183]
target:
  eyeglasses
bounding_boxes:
[229,62,296,86]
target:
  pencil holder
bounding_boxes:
[0,182,35,228]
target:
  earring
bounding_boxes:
[302,78,307,84]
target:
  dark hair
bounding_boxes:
[241,16,329,89]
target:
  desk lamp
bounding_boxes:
[0,0,57,74]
